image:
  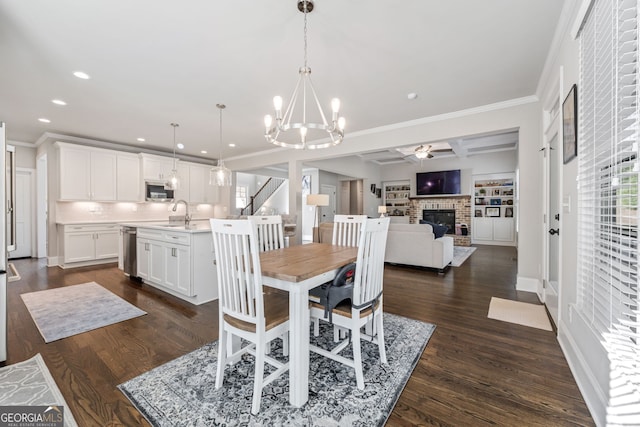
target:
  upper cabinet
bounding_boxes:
[58,143,117,201]
[57,143,217,204]
[188,163,218,204]
[116,152,141,202]
[140,153,175,181]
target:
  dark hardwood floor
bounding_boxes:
[6,245,594,426]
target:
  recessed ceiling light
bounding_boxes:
[228,143,236,148]
[177,143,184,149]
[200,150,208,154]
[38,118,51,123]
[407,92,418,100]
[73,71,90,79]
[52,99,67,106]
[137,137,145,142]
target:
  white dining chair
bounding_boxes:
[210,218,290,415]
[312,214,367,340]
[332,214,368,246]
[248,215,285,252]
[309,217,390,390]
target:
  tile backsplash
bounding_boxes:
[56,201,218,223]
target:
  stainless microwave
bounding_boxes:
[145,181,174,202]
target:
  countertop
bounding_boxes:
[120,220,212,234]
[57,219,212,234]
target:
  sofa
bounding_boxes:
[314,222,454,272]
[384,223,454,272]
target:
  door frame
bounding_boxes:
[541,70,564,328]
[11,167,36,259]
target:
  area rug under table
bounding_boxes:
[0,354,78,427]
[21,282,147,343]
[119,312,435,426]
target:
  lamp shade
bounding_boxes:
[307,194,330,206]
[378,206,387,214]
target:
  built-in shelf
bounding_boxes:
[383,180,410,217]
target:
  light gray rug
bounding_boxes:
[119,313,435,426]
[0,353,78,426]
[451,246,477,267]
[21,282,147,343]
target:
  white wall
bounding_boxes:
[536,0,607,424]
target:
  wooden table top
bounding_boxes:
[260,243,358,283]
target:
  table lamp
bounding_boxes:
[307,194,330,243]
[378,206,387,218]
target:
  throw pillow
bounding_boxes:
[420,220,448,238]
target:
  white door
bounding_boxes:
[320,184,336,223]
[10,169,33,258]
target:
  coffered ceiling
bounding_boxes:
[0,1,563,162]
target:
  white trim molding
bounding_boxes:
[516,276,540,293]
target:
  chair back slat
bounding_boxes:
[332,214,367,247]
[353,217,390,306]
[248,215,285,252]
[210,219,264,326]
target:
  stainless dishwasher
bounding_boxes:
[122,226,138,278]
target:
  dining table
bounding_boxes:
[259,242,358,408]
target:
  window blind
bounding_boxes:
[577,0,639,423]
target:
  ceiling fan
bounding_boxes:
[414,144,453,159]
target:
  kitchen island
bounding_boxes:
[122,221,217,305]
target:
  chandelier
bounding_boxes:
[165,123,180,190]
[264,0,345,149]
[209,103,232,186]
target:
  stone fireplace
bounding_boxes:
[409,196,472,246]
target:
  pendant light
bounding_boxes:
[209,104,232,186]
[165,123,180,190]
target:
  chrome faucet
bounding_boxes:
[171,199,191,224]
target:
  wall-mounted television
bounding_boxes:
[416,169,461,196]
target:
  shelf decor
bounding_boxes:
[485,207,500,217]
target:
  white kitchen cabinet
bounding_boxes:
[61,223,119,267]
[137,228,194,297]
[134,226,217,304]
[58,143,117,201]
[141,153,176,181]
[117,153,141,201]
[188,163,218,204]
[164,244,191,295]
[173,163,190,202]
[136,238,150,280]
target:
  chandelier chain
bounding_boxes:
[303,3,308,69]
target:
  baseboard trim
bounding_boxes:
[515,275,539,292]
[557,320,606,426]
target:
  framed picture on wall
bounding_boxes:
[485,207,500,217]
[563,84,578,164]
